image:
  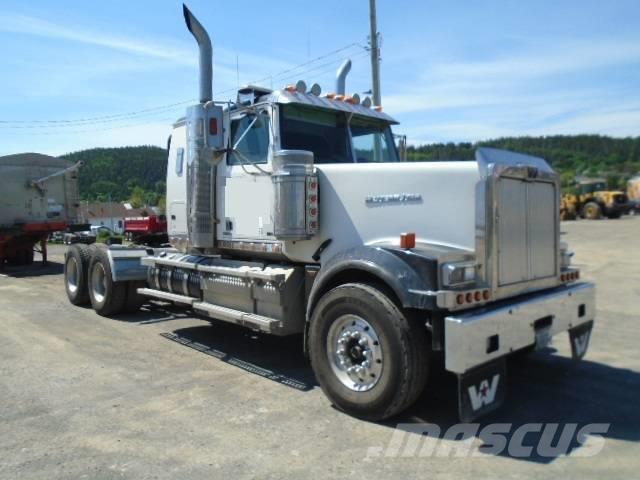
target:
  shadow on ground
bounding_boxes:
[0,260,63,278]
[384,349,640,463]
[111,300,640,462]
[160,321,317,392]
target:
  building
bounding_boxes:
[78,202,148,234]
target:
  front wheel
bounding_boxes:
[582,201,602,220]
[309,283,429,421]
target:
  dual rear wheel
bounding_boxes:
[64,244,144,315]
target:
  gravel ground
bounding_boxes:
[1,216,639,479]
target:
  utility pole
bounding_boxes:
[369,0,383,161]
[369,0,381,107]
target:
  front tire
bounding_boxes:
[309,283,429,421]
[582,201,601,220]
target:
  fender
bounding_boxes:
[306,242,473,321]
[103,246,153,282]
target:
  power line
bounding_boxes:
[2,50,369,136]
[5,115,180,136]
[0,42,366,127]
[0,50,369,134]
[0,105,188,129]
[0,51,368,135]
[0,100,195,126]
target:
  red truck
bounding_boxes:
[123,214,168,247]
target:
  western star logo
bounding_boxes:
[573,330,591,358]
[468,374,500,411]
[365,193,423,205]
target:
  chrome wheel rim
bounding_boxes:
[327,314,383,392]
[91,262,107,303]
[66,257,79,294]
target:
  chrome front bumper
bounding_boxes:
[444,282,595,374]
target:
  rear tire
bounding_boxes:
[88,247,127,316]
[309,283,429,421]
[64,244,92,305]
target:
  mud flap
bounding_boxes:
[569,320,593,360]
[457,359,507,422]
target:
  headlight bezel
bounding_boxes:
[559,241,574,270]
[441,261,477,288]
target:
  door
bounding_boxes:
[221,107,275,241]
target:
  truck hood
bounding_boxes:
[283,161,481,263]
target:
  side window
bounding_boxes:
[227,111,270,165]
[175,147,185,176]
[350,119,398,163]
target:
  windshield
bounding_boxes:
[279,104,398,164]
[579,182,607,194]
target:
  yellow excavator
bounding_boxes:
[561,178,630,220]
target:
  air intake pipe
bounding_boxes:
[183,4,212,103]
[335,59,351,95]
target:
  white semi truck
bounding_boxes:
[63,5,595,421]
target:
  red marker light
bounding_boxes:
[209,118,218,135]
[400,232,416,249]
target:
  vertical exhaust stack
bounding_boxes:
[183,4,216,251]
[183,4,212,103]
[335,59,352,95]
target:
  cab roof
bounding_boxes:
[260,89,399,125]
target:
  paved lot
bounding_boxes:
[1,217,639,479]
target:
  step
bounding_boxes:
[136,287,281,333]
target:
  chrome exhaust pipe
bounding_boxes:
[183,4,212,103]
[335,59,351,95]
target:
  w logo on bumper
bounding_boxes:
[467,375,500,411]
[458,360,506,421]
[573,332,590,358]
[569,321,594,360]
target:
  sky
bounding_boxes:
[0,0,639,156]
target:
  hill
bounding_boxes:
[62,135,640,205]
[62,146,167,207]
[407,135,640,190]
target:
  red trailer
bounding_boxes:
[0,221,68,265]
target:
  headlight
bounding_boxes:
[441,262,476,287]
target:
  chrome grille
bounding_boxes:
[496,177,557,286]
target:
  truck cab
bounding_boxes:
[64,4,596,422]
